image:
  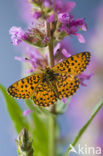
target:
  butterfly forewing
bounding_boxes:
[7,74,42,99]
[32,82,57,107]
[52,52,91,75]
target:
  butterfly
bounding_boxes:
[7,52,91,107]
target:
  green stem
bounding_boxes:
[48,116,56,156]
[64,101,103,156]
[46,22,54,68]
[46,21,56,156]
[48,38,54,68]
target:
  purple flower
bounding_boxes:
[69,18,87,28]
[58,13,70,23]
[9,26,25,45]
[59,17,87,43]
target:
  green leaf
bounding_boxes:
[64,101,103,156]
[0,84,29,133]
[25,99,56,156]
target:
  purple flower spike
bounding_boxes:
[9,26,25,45]
[23,109,32,116]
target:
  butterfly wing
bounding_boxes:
[7,74,42,99]
[56,73,80,99]
[32,82,57,107]
[52,52,91,75]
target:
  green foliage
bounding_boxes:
[0,84,29,133]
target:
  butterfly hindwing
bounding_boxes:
[53,52,91,75]
[56,73,80,99]
[32,82,57,107]
[7,74,42,99]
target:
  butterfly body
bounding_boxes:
[42,67,58,82]
[7,52,91,107]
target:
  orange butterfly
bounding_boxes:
[7,52,91,107]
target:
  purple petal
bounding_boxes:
[9,26,25,37]
[58,13,70,23]
[79,73,94,87]
[81,23,87,31]
[26,46,42,59]
[9,26,25,45]
[23,109,32,116]
[74,33,86,43]
[47,14,55,23]
[62,98,68,103]
[55,1,76,13]
[43,1,50,7]
[79,73,94,80]
[25,69,35,74]
[60,24,69,34]
[80,81,87,87]
[54,43,61,55]
[14,56,28,62]
[61,49,71,58]
[33,11,41,19]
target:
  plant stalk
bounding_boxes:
[46,21,56,156]
[46,21,54,68]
